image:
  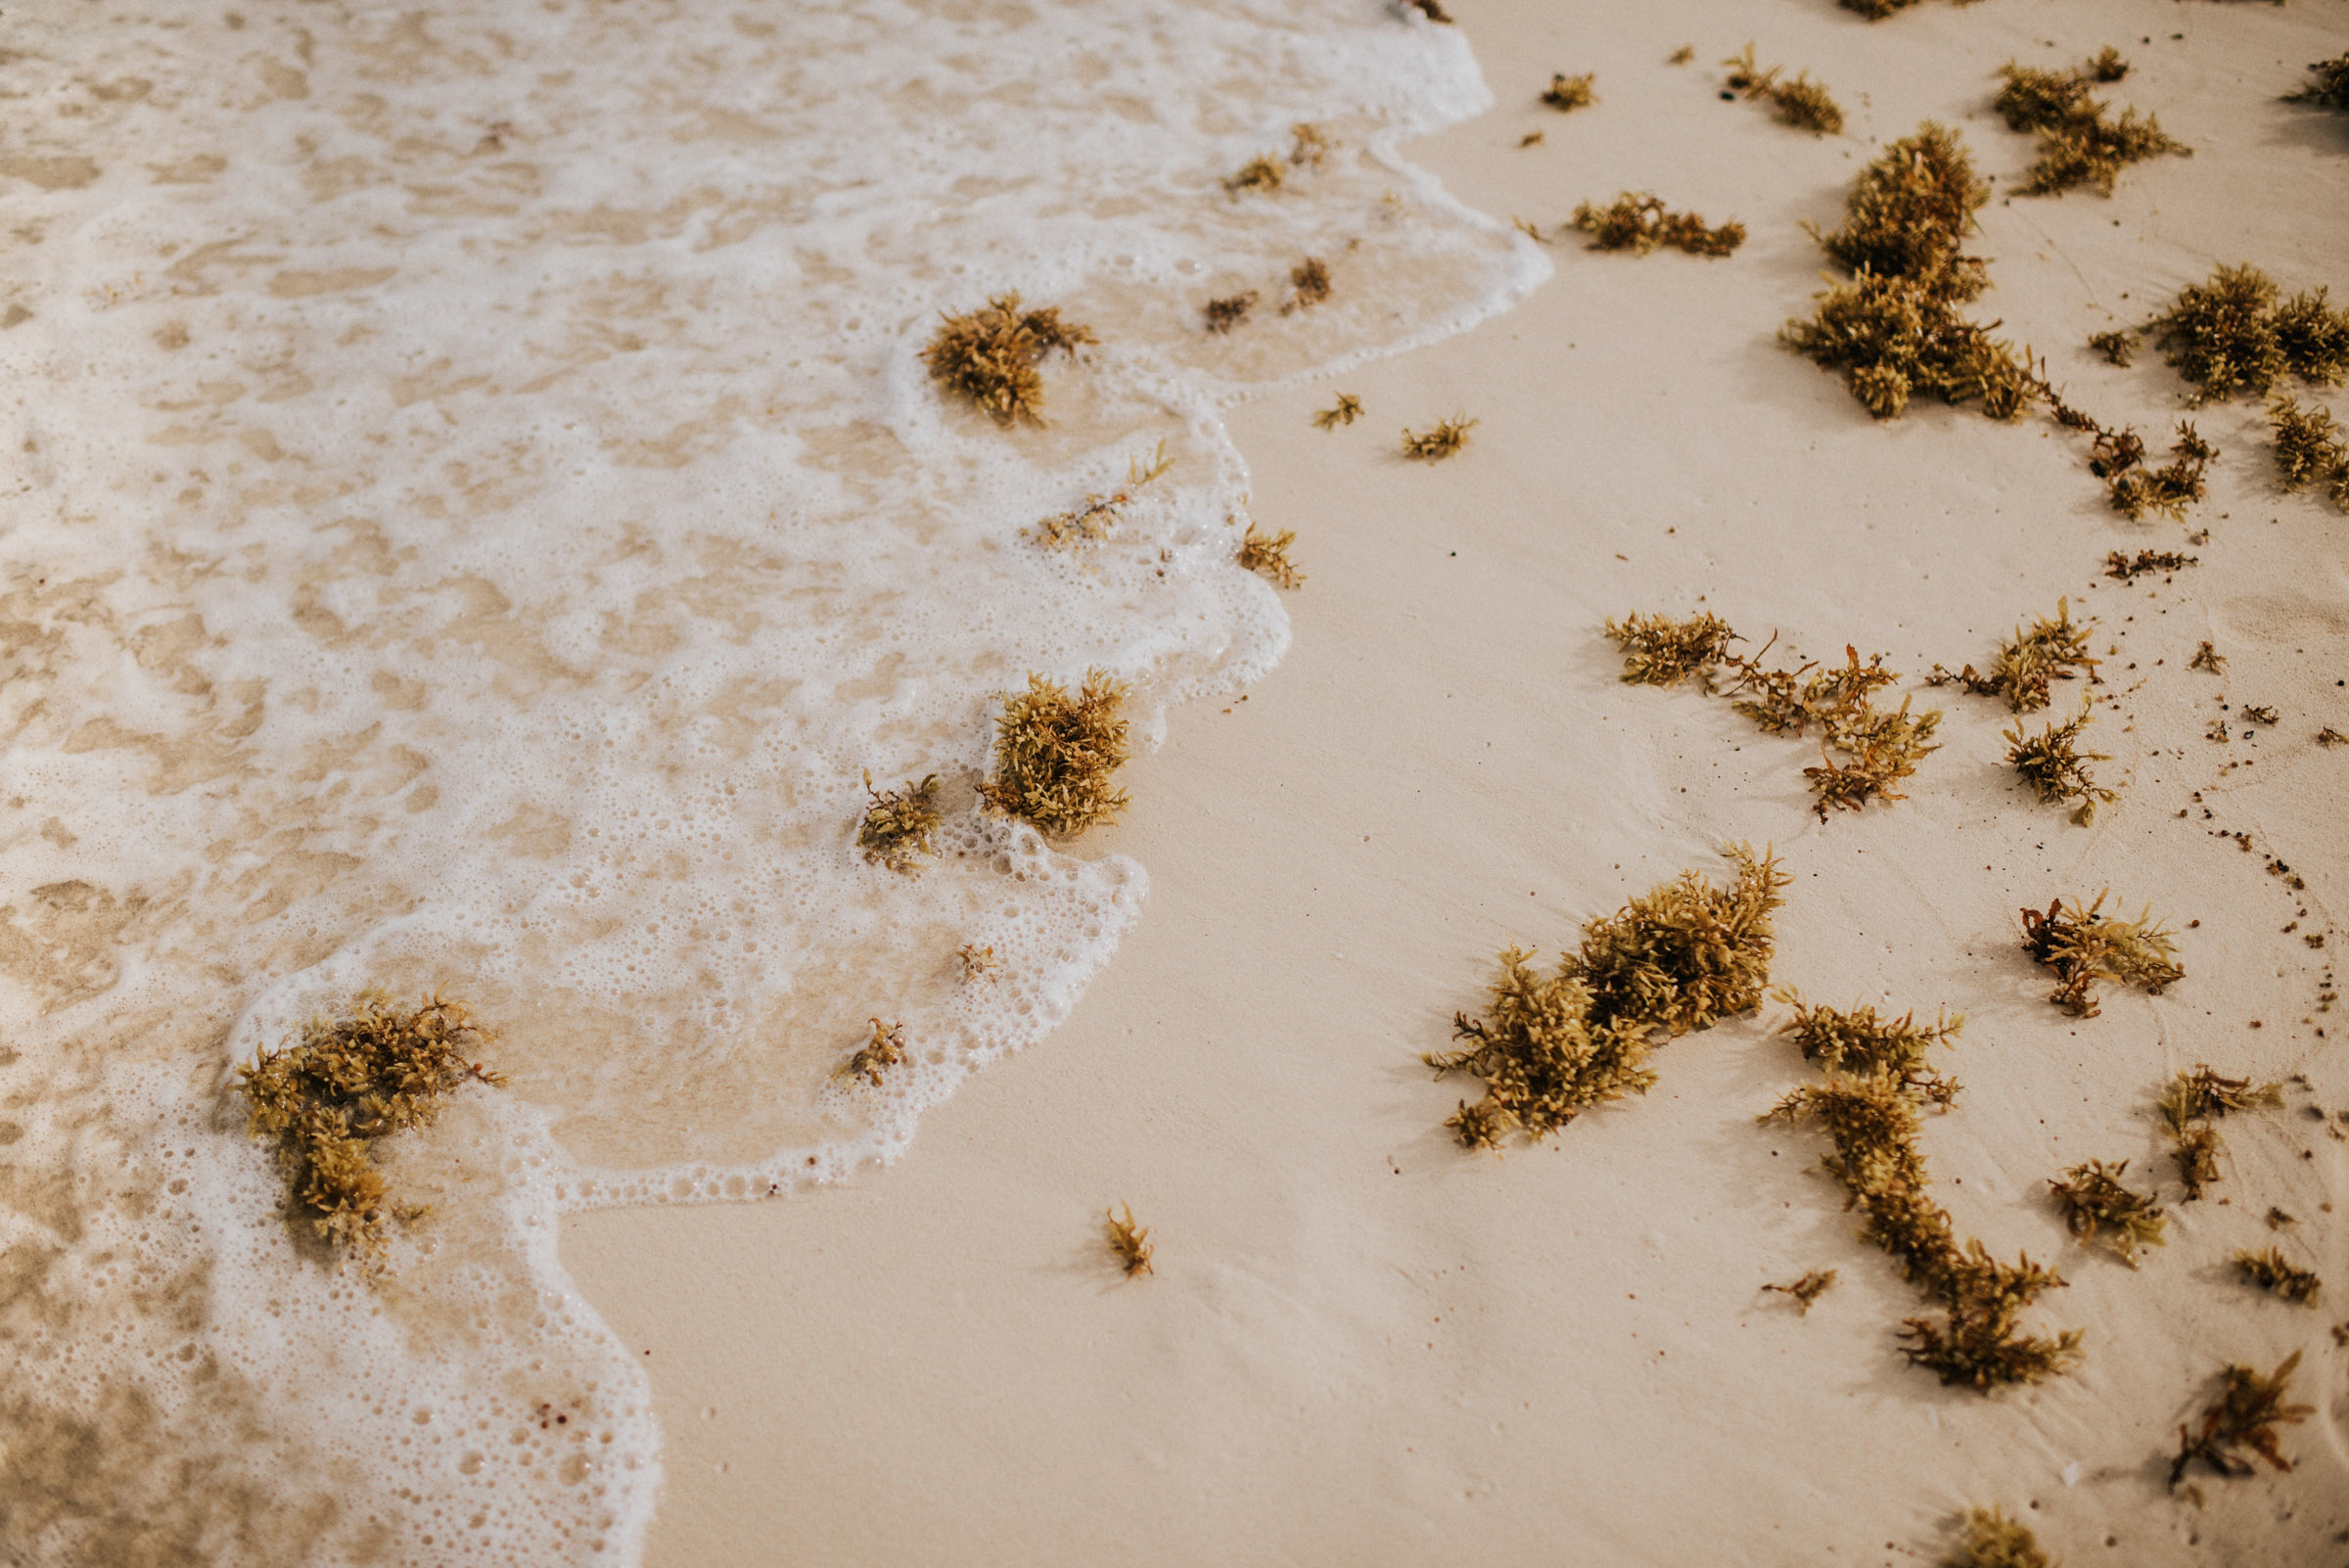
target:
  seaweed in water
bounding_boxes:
[957,943,997,982]
[1222,156,1284,195]
[1313,393,1363,430]
[2234,1247,2321,1305]
[1943,1507,2055,1568]
[2170,1353,2311,1489]
[1236,521,1305,589]
[1401,416,1477,462]
[2020,891,2182,1017]
[1604,610,1737,690]
[1763,1269,1838,1314]
[923,293,1094,426]
[1204,292,1259,334]
[977,669,1131,836]
[2271,396,2349,503]
[1542,72,1594,113]
[1288,121,1333,169]
[239,991,506,1267]
[2004,707,2118,825]
[1430,846,1786,1149]
[1284,256,1332,312]
[1928,599,2097,714]
[1028,440,1171,551]
[2048,1158,2166,1266]
[2158,1065,2280,1201]
[1722,46,1844,136]
[1106,1203,1155,1276]
[1572,192,1744,257]
[838,1017,907,1087]
[856,771,943,872]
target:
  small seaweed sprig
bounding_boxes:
[2103,549,2194,582]
[838,1017,907,1087]
[1929,599,2097,713]
[2105,423,2216,522]
[1722,45,1843,135]
[1105,1203,1154,1276]
[2048,1158,2166,1266]
[1313,393,1363,429]
[1401,417,1477,462]
[1541,72,1594,113]
[1763,1269,1838,1314]
[2170,1353,2311,1489]
[2004,707,2117,825]
[2020,892,2182,1016]
[1572,192,1744,256]
[1236,522,1304,588]
[1605,610,1737,689]
[856,772,943,872]
[2234,1247,2321,1305]
[2158,1065,2281,1201]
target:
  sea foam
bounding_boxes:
[0,2,1539,1560]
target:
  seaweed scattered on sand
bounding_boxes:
[1430,846,1786,1149]
[2004,707,2118,825]
[2090,328,2140,367]
[1204,292,1259,334]
[1722,46,1844,136]
[2189,640,2226,673]
[1223,155,1284,195]
[2148,265,2349,402]
[1604,611,1736,689]
[1764,1004,2083,1390]
[1313,393,1363,429]
[240,991,506,1267]
[1814,122,1987,295]
[1804,699,1941,820]
[1236,521,1305,588]
[1571,192,1744,256]
[1284,256,1332,312]
[1542,73,1594,113]
[957,943,997,982]
[838,1017,907,1087]
[1727,641,1898,736]
[1928,600,2097,714]
[924,294,1095,426]
[2103,549,2194,581]
[1106,1204,1154,1276]
[1944,1507,2055,1568]
[977,669,1131,836]
[2285,53,2349,113]
[2021,892,2182,1017]
[2170,1353,2310,1489]
[1401,416,1477,461]
[856,772,943,871]
[1764,1268,1838,1314]
[1776,993,1961,1102]
[2048,1158,2166,1266]
[2234,1247,2322,1305]
[2158,1065,2280,1200]
[2271,396,2349,502]
[1996,55,2185,198]
[2104,422,2216,522]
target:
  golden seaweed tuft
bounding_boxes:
[1105,1203,1154,1276]
[2170,1353,2311,1489]
[924,293,1095,426]
[1943,1507,2055,1568]
[2021,892,2181,1017]
[2189,640,2226,674]
[2287,53,2349,113]
[856,772,943,872]
[1776,992,1961,1101]
[1604,611,1737,689]
[1236,521,1305,589]
[2270,396,2349,501]
[2234,1246,2321,1305]
[1401,416,1477,461]
[2157,1065,2280,1200]
[2004,707,2117,825]
[838,1017,907,1087]
[1996,56,2185,199]
[2048,1158,2166,1266]
[1542,72,1594,113]
[1930,600,2097,714]
[2144,266,2349,403]
[1572,192,1745,257]
[977,669,1131,836]
[239,991,506,1268]
[957,943,997,982]
[2105,423,2215,522]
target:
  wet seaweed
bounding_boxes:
[2189,640,2226,673]
[1571,192,1745,256]
[239,990,506,1268]
[2089,328,2140,367]
[856,771,943,872]
[1288,121,1333,168]
[957,943,997,982]
[1223,155,1284,195]
[2286,53,2349,113]
[2234,1247,2321,1305]
[2158,1065,2280,1200]
[1604,611,1737,689]
[1401,416,1477,462]
[2020,892,2182,1017]
[1542,72,1594,113]
[2049,1158,2166,1266]
[1764,1268,1838,1314]
[1313,393,1363,429]
[2271,397,2347,494]
[2170,1353,2310,1488]
[1431,846,1786,1149]
[1943,1507,2054,1568]
[1204,292,1259,334]
[1236,521,1305,589]
[1285,256,1332,312]
[838,1017,906,1087]
[1928,600,2097,714]
[923,293,1095,426]
[977,669,1131,836]
[1106,1203,1154,1276]
[2004,707,2118,825]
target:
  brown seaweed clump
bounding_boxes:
[2089,328,2140,367]
[1542,72,1594,113]
[1105,1204,1154,1276]
[1722,46,1844,136]
[838,1017,907,1087]
[1943,1507,2055,1568]
[1235,521,1304,588]
[1203,292,1259,334]
[2149,265,2349,402]
[1401,416,1477,461]
[923,293,1095,426]
[1928,600,2097,714]
[2100,422,2216,523]
[2234,1246,2321,1305]
[2020,892,2181,1017]
[2271,397,2349,507]
[2285,53,2349,113]
[977,669,1131,836]
[2004,707,2117,825]
[1605,610,1738,689]
[1313,393,1363,429]
[1284,256,1332,312]
[856,772,943,872]
[2048,1159,2166,1266]
[1763,1268,1838,1314]
[2159,1065,2281,1201]
[1995,56,2187,198]
[2170,1354,2311,1490]
[239,991,506,1267]
[1429,846,1786,1149]
[1777,993,1961,1102]
[2104,549,2194,582]
[1573,191,1745,256]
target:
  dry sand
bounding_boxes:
[564,2,2349,1561]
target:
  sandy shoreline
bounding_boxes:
[562,2,2349,1562]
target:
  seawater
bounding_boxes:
[0,3,1538,1561]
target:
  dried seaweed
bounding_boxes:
[1204,292,1259,334]
[2004,707,2117,825]
[1764,1269,1838,1314]
[2103,549,2194,581]
[2105,423,2216,522]
[856,771,942,872]
[1726,642,1898,736]
[1943,1507,2054,1568]
[977,669,1131,836]
[2234,1247,2322,1305]
[2158,1065,2280,1200]
[2271,396,2349,502]
[2189,640,2226,674]
[1236,521,1305,588]
[838,1017,906,1087]
[1571,192,1744,256]
[1542,72,1594,113]
[1814,123,1989,298]
[1431,846,1786,1148]
[1604,611,1737,689]
[1722,46,1844,135]
[2287,53,2349,112]
[1401,416,1477,462]
[1929,599,2097,713]
[2089,328,2140,367]
[1313,392,1363,429]
[1805,699,1940,820]
[923,293,1094,426]
[2048,1158,2166,1266]
[2170,1353,2310,1489]
[2143,266,2349,401]
[1776,992,1961,1101]
[1996,58,2186,198]
[2020,891,2182,1016]
[239,991,505,1268]
[1106,1203,1154,1276]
